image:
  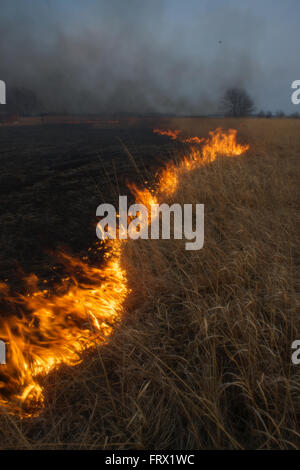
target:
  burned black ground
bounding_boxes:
[0,123,175,293]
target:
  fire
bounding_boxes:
[153,128,181,140]
[143,127,249,200]
[0,241,128,417]
[181,136,204,144]
[153,127,204,145]
[0,127,249,417]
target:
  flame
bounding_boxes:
[153,127,204,144]
[181,136,204,144]
[153,128,181,140]
[140,127,249,201]
[0,127,249,417]
[0,241,128,417]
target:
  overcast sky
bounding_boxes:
[0,0,299,114]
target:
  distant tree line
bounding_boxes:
[256,110,300,118]
[2,84,300,119]
[221,87,299,118]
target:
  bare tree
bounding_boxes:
[221,87,255,117]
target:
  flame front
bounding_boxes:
[153,128,182,140]
[0,127,249,417]
[131,127,249,203]
[0,240,128,417]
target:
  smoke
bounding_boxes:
[0,0,267,115]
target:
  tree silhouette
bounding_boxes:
[221,87,255,117]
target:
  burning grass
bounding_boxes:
[0,118,299,449]
[0,128,248,417]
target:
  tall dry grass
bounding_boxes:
[0,118,299,449]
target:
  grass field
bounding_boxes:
[0,118,299,449]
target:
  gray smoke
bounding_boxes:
[0,0,287,114]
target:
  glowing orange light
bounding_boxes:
[0,127,249,417]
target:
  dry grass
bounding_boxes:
[0,118,299,449]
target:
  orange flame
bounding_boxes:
[0,128,249,417]
[153,128,181,140]
[181,136,205,144]
[141,127,249,200]
[153,127,204,145]
[0,241,128,417]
